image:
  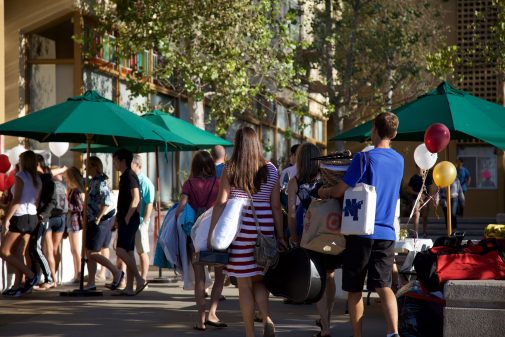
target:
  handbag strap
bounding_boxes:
[358,152,371,184]
[247,192,262,235]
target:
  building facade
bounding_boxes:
[1,0,328,206]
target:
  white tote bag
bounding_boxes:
[211,198,249,250]
[191,207,213,252]
[341,152,376,235]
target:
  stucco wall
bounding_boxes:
[4,0,75,148]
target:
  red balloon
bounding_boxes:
[0,154,10,173]
[424,123,450,153]
[5,170,15,191]
[0,173,5,192]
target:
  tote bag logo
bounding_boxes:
[344,198,363,221]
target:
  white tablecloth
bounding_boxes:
[395,238,433,253]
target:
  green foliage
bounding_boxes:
[426,45,461,80]
[80,0,300,135]
[308,0,451,128]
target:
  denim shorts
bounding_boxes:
[47,215,67,233]
[86,217,113,252]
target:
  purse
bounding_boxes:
[193,250,229,266]
[248,193,279,272]
[340,152,376,236]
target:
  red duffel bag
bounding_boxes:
[414,238,505,291]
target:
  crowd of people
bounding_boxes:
[2,112,465,337]
[0,150,150,297]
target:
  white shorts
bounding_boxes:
[135,221,150,254]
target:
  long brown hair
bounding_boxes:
[227,126,267,194]
[190,151,216,178]
[65,166,84,193]
[296,142,320,184]
[19,150,39,187]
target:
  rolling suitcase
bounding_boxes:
[264,247,326,304]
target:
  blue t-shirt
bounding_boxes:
[138,173,155,224]
[215,163,225,178]
[343,148,404,240]
[457,166,470,192]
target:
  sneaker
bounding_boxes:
[2,287,20,296]
[23,275,39,293]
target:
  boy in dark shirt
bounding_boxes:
[111,149,147,296]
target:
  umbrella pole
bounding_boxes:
[447,185,452,236]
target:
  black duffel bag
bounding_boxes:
[264,247,326,304]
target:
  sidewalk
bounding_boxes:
[0,270,389,337]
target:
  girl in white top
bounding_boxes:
[0,150,42,295]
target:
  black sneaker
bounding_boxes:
[22,275,39,293]
[2,287,19,296]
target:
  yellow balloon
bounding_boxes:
[433,161,457,187]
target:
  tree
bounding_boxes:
[307,0,453,145]
[81,0,300,135]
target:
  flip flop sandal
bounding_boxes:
[135,281,149,295]
[111,290,134,297]
[205,320,228,328]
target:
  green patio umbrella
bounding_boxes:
[70,110,232,152]
[69,110,232,282]
[331,82,505,150]
[0,90,190,295]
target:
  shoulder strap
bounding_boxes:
[247,192,261,235]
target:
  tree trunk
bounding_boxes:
[323,0,343,151]
[188,96,205,129]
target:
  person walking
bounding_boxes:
[118,154,155,282]
[0,150,42,296]
[211,145,226,178]
[64,167,84,283]
[32,155,56,289]
[318,112,404,337]
[438,177,464,230]
[208,127,287,337]
[43,167,68,287]
[406,165,434,237]
[288,143,339,337]
[84,156,122,291]
[175,150,223,331]
[456,158,471,216]
[111,149,148,296]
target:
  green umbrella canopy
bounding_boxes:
[70,110,232,153]
[0,90,189,148]
[331,82,505,150]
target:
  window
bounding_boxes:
[457,146,497,190]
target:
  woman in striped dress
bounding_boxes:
[208,127,286,337]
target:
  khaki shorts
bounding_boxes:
[135,221,150,254]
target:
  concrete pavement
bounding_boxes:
[0,270,390,337]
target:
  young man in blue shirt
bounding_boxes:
[319,112,404,337]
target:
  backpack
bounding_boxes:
[188,177,216,219]
[53,180,68,213]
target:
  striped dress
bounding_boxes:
[226,162,279,278]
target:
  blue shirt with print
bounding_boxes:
[343,148,404,240]
[138,173,155,224]
[87,174,112,221]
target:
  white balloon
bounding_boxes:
[8,145,26,166]
[414,143,438,170]
[49,142,69,157]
